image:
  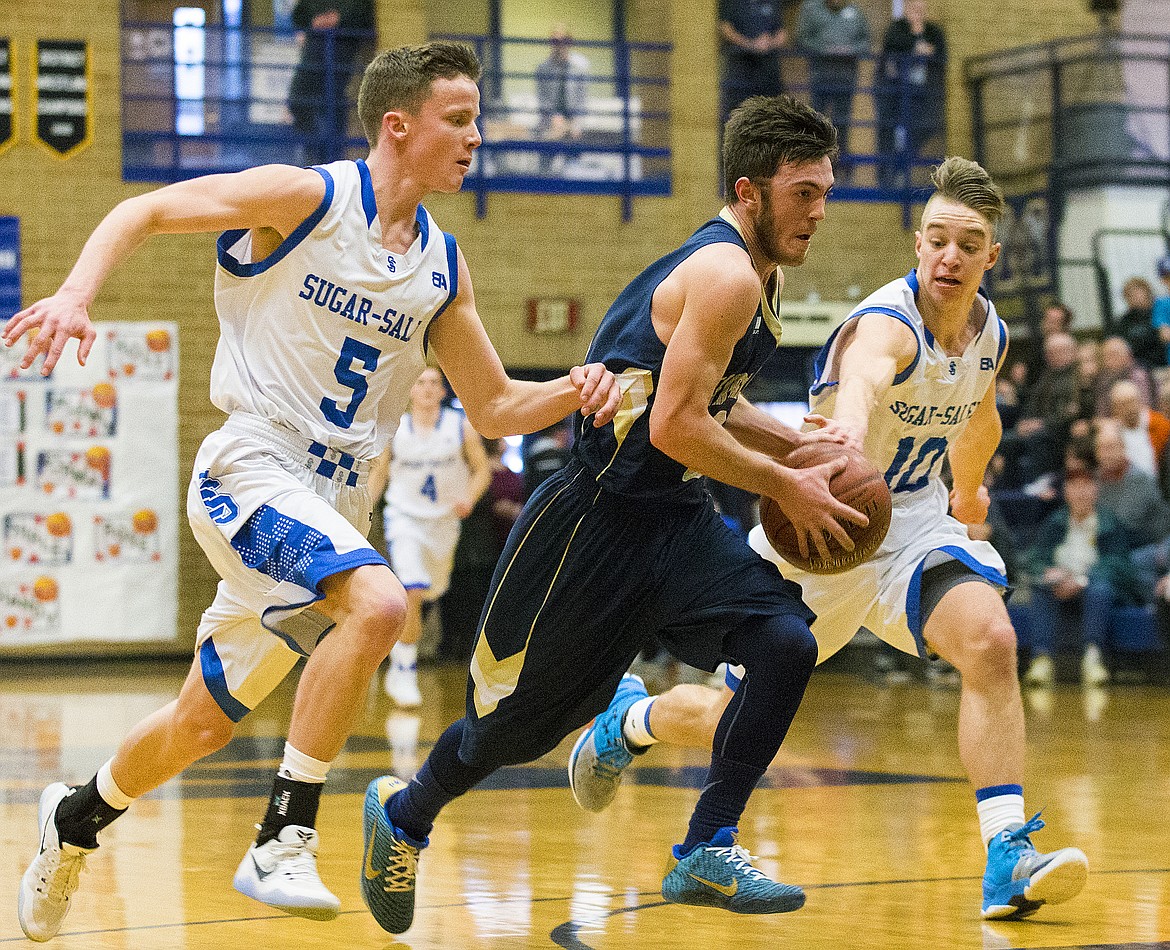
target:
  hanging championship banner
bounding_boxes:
[0,40,13,155]
[0,217,18,322]
[34,39,91,158]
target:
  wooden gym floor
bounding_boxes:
[0,655,1167,949]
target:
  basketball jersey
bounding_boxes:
[809,269,1007,519]
[574,209,784,498]
[385,407,471,520]
[211,159,459,461]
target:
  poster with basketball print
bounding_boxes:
[0,321,178,648]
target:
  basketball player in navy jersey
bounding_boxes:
[6,42,619,942]
[569,157,1090,922]
[358,95,872,934]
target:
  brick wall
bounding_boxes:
[0,0,1099,651]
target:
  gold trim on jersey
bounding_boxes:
[470,469,590,718]
[717,207,783,343]
[594,367,654,482]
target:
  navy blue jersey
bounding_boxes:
[574,214,784,498]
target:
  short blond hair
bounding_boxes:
[926,156,1006,235]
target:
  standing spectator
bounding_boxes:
[288,0,374,165]
[1094,336,1152,415]
[1152,255,1170,365]
[1027,301,1074,381]
[1023,458,1142,687]
[1072,339,1102,432]
[796,0,870,176]
[1107,378,1170,479]
[719,0,789,124]
[875,0,946,189]
[534,25,591,172]
[1117,277,1162,369]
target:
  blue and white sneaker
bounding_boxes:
[661,827,805,914]
[568,673,648,812]
[361,776,428,934]
[981,813,1088,919]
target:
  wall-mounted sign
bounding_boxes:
[526,297,580,335]
[0,218,18,322]
[34,40,91,158]
[0,40,13,155]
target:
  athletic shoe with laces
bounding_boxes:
[232,824,340,920]
[981,813,1088,919]
[568,673,648,812]
[661,826,805,914]
[361,775,428,934]
[385,662,423,708]
[19,783,95,942]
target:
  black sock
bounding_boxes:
[54,776,127,849]
[256,774,323,845]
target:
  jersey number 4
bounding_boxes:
[321,336,381,429]
[884,435,948,494]
[420,474,438,503]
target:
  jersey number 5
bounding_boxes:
[321,336,381,429]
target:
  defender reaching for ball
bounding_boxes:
[571,157,1090,922]
[358,95,869,935]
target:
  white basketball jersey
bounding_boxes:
[386,407,471,520]
[211,159,459,460]
[809,269,1006,518]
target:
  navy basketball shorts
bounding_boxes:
[458,460,815,765]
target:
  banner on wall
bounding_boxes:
[34,39,91,158]
[0,39,13,155]
[0,217,17,321]
[0,322,179,649]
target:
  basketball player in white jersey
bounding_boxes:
[369,367,490,707]
[5,42,618,942]
[569,157,1090,921]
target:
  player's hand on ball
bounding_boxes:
[949,485,989,525]
[774,455,869,562]
[801,414,864,453]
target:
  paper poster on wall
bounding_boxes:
[0,40,14,155]
[34,39,91,158]
[0,322,179,648]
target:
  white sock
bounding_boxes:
[976,792,1026,848]
[277,741,332,784]
[96,760,136,810]
[391,641,418,669]
[622,697,659,749]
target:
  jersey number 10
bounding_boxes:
[883,435,948,494]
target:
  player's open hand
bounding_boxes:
[949,485,990,526]
[801,414,863,453]
[570,363,619,428]
[775,455,869,562]
[2,291,97,376]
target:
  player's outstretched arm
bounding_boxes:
[831,312,917,447]
[430,249,619,437]
[2,165,325,375]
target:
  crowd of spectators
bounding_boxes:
[989,260,1170,688]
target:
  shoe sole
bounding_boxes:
[567,723,603,812]
[981,848,1089,920]
[231,868,340,922]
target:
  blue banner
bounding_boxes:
[0,217,18,321]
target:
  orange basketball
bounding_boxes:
[759,442,891,575]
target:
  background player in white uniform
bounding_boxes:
[369,367,490,707]
[568,157,1089,922]
[5,42,618,942]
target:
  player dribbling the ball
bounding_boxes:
[569,156,1090,923]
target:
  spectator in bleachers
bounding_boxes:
[1023,456,1142,687]
[288,0,374,165]
[1006,331,1079,488]
[1095,419,1170,556]
[1107,378,1170,479]
[1151,255,1170,365]
[534,24,591,171]
[875,0,946,189]
[719,0,789,124]
[1025,301,1073,382]
[1094,336,1152,415]
[1070,339,1102,438]
[796,0,870,176]
[1117,277,1163,369]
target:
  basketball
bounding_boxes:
[759,441,891,575]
